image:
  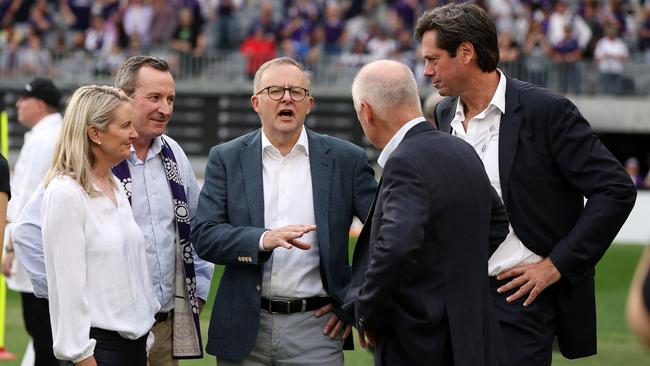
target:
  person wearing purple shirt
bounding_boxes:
[551,24,581,93]
[322,2,346,55]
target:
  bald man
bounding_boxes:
[347,60,509,366]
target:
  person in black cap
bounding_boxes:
[1,77,62,366]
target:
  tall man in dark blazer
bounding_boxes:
[192,57,377,365]
[348,59,510,366]
[415,3,637,365]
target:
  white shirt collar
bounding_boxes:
[30,113,62,133]
[377,117,427,168]
[454,70,506,122]
[261,126,309,157]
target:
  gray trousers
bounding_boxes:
[217,310,344,366]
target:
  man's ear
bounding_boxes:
[458,41,475,65]
[360,101,375,127]
[250,94,260,113]
[87,125,101,145]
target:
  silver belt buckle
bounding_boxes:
[300,299,307,313]
[286,300,293,314]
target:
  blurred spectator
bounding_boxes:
[392,0,419,29]
[150,0,177,46]
[393,28,417,69]
[27,0,53,37]
[366,25,396,60]
[279,10,312,45]
[322,2,346,55]
[123,0,153,47]
[18,32,50,75]
[551,24,582,93]
[170,6,206,76]
[548,0,592,51]
[594,25,629,94]
[339,36,372,68]
[580,0,604,59]
[1,0,34,26]
[624,157,644,188]
[59,0,92,31]
[523,19,550,87]
[489,0,525,34]
[304,24,325,67]
[0,25,22,76]
[84,15,114,54]
[640,6,650,62]
[239,25,276,78]
[207,0,242,51]
[247,0,276,36]
[499,30,521,62]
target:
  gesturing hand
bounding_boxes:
[262,224,316,251]
[496,257,561,306]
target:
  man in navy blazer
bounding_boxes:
[192,57,376,365]
[348,60,510,366]
[416,3,636,365]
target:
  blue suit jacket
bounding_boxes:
[192,128,377,360]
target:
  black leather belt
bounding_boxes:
[261,297,331,314]
[154,310,174,323]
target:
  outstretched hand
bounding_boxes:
[262,224,316,250]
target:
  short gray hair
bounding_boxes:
[351,60,422,118]
[252,57,312,94]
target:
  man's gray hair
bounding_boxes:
[252,57,312,94]
[114,55,170,97]
[351,61,422,118]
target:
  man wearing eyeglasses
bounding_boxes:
[192,56,377,365]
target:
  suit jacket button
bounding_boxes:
[256,284,261,291]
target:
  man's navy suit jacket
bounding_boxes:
[435,77,637,358]
[192,128,377,360]
[350,122,509,366]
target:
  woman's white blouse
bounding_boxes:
[41,175,160,363]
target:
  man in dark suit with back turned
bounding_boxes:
[415,3,636,365]
[348,59,510,366]
[192,57,377,365]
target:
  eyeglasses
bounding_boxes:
[256,86,310,102]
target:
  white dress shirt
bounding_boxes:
[377,117,427,168]
[11,136,214,304]
[42,175,160,363]
[6,112,62,292]
[451,71,542,276]
[260,127,326,299]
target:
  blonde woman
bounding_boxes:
[41,85,160,366]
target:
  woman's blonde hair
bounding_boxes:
[45,85,131,196]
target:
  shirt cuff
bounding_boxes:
[259,231,270,251]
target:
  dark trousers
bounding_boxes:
[21,292,58,366]
[58,328,147,366]
[374,327,454,366]
[489,277,558,366]
[87,328,148,366]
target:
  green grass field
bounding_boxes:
[2,244,650,365]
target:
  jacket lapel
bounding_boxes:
[499,77,522,207]
[239,130,265,227]
[308,130,333,266]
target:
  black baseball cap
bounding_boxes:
[20,77,62,108]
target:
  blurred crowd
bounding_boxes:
[1,0,650,87]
